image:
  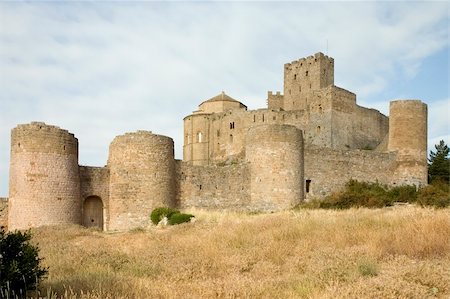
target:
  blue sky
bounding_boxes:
[0,1,449,196]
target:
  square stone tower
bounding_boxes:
[283,52,334,111]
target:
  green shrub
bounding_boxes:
[150,207,179,225]
[417,182,450,208]
[0,228,48,298]
[300,180,420,210]
[387,185,418,203]
[168,213,195,225]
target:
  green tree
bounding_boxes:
[0,228,47,298]
[428,140,450,184]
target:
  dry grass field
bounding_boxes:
[31,206,450,299]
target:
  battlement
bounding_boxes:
[284,52,334,69]
[11,122,78,154]
[14,122,75,138]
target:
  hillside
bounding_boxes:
[31,206,450,298]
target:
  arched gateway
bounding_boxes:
[82,196,104,230]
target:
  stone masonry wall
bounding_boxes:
[79,166,110,227]
[108,131,175,231]
[176,160,251,210]
[388,100,428,186]
[246,124,304,211]
[8,122,81,230]
[0,198,7,229]
[304,145,398,199]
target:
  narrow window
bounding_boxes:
[229,134,233,143]
[197,132,202,142]
[199,185,202,190]
[310,83,312,89]
[316,126,321,133]
[299,86,301,92]
[306,179,311,193]
[305,71,308,76]
[294,74,297,80]
[229,122,235,129]
[253,115,256,122]
[217,130,220,137]
[289,89,291,95]
[262,114,265,122]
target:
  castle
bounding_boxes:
[1,52,428,231]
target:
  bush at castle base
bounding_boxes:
[150,207,180,225]
[0,228,47,298]
[168,213,195,225]
[150,207,195,225]
[301,180,448,209]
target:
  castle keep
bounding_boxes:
[2,53,428,231]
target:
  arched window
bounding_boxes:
[197,132,203,143]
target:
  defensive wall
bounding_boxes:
[0,198,7,229]
[4,52,428,232]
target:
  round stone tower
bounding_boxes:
[108,131,175,231]
[8,122,81,230]
[388,100,428,186]
[245,124,304,211]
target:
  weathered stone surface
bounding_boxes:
[8,123,81,230]
[5,52,428,231]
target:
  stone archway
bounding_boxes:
[82,196,104,230]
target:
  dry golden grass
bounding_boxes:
[30,206,450,298]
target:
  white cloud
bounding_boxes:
[0,1,448,195]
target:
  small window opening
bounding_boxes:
[316,126,321,133]
[314,58,317,62]
[306,179,311,193]
[217,130,220,137]
[262,114,265,122]
[319,106,323,113]
[309,83,312,89]
[199,185,202,190]
[294,74,297,80]
[18,143,20,148]
[63,145,66,150]
[229,134,233,143]
[197,132,203,143]
[230,122,235,129]
[253,115,256,122]
[305,71,308,76]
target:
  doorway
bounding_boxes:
[82,196,104,230]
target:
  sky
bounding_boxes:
[0,1,449,197]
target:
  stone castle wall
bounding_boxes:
[8,123,81,230]
[246,125,304,211]
[80,166,110,228]
[0,198,8,229]
[388,100,428,186]
[108,131,176,230]
[4,52,428,232]
[304,146,398,198]
[176,161,251,210]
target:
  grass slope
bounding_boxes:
[31,206,450,298]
